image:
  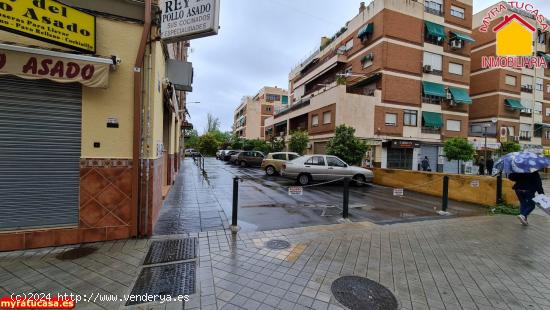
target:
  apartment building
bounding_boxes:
[233,86,289,140]
[470,2,550,155]
[265,0,474,171]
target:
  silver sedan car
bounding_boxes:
[281,154,374,186]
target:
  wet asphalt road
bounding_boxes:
[193,158,487,233]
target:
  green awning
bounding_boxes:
[448,87,472,104]
[358,23,373,38]
[450,31,475,43]
[538,52,550,64]
[422,81,446,97]
[425,21,446,39]
[422,112,443,129]
[536,123,550,130]
[505,99,524,110]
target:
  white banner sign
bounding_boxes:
[161,0,220,42]
[288,186,303,196]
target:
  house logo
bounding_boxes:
[493,13,535,56]
[479,2,548,69]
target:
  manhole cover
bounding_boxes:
[143,238,197,265]
[56,247,97,261]
[331,276,398,310]
[265,239,290,250]
[126,262,196,306]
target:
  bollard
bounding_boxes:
[496,173,503,205]
[442,176,449,212]
[231,177,240,233]
[343,178,350,219]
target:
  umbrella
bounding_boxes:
[494,151,550,174]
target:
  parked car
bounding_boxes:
[184,148,200,157]
[216,150,228,160]
[261,152,300,176]
[223,150,241,161]
[281,155,374,186]
[234,151,265,167]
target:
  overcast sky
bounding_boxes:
[187,0,550,133]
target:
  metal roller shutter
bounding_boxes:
[419,145,438,172]
[0,76,82,230]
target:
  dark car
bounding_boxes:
[223,150,241,161]
[235,151,265,167]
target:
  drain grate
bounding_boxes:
[265,239,291,250]
[143,238,197,265]
[331,276,398,310]
[56,247,97,261]
[126,262,196,306]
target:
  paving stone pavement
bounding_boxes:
[1,214,550,310]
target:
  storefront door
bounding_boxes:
[387,148,413,170]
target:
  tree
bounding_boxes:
[242,139,271,154]
[497,141,522,156]
[326,125,367,165]
[205,113,220,133]
[289,131,309,155]
[196,133,219,156]
[184,129,199,149]
[443,138,476,174]
[269,137,286,153]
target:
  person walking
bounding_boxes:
[421,156,430,172]
[509,171,544,226]
[478,157,485,175]
[486,157,494,176]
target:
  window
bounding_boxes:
[327,156,347,167]
[266,94,281,101]
[404,110,418,127]
[508,126,515,137]
[305,156,325,166]
[538,30,547,44]
[521,75,533,92]
[535,102,543,115]
[272,154,286,160]
[536,78,544,91]
[546,108,550,117]
[450,5,465,19]
[344,39,354,51]
[505,75,517,86]
[545,130,550,140]
[520,124,532,140]
[425,0,443,16]
[311,115,319,127]
[423,52,443,73]
[288,154,300,161]
[266,106,272,112]
[385,113,397,126]
[547,84,550,94]
[323,111,332,124]
[449,63,463,75]
[470,122,497,137]
[446,120,461,132]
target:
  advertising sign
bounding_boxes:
[393,188,404,197]
[288,186,303,196]
[0,48,109,87]
[160,0,220,42]
[0,0,96,53]
[391,140,420,149]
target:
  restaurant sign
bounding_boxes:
[0,0,96,53]
[0,48,109,87]
[161,0,220,42]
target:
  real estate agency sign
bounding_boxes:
[479,2,548,69]
[161,0,220,42]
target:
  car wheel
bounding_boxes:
[240,161,247,167]
[297,174,311,186]
[265,166,276,176]
[353,175,366,187]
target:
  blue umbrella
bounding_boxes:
[494,151,550,174]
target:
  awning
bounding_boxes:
[537,52,550,64]
[0,43,111,88]
[422,81,446,97]
[505,99,524,110]
[349,73,382,88]
[425,21,446,39]
[422,112,443,128]
[448,87,472,104]
[358,23,374,38]
[450,31,475,43]
[535,123,550,130]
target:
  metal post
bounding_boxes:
[343,178,350,219]
[231,177,240,233]
[496,173,503,205]
[442,176,449,212]
[484,127,488,176]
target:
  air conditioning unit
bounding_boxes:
[423,65,433,73]
[450,40,463,49]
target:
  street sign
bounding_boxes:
[393,188,404,197]
[470,180,480,188]
[160,0,220,42]
[288,186,303,196]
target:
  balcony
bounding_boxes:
[424,5,443,16]
[422,127,441,134]
[520,136,532,141]
[422,96,443,105]
[521,85,534,93]
[521,108,533,116]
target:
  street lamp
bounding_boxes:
[483,117,498,175]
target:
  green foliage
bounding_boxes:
[289,131,309,155]
[242,139,271,154]
[196,133,219,156]
[498,141,522,156]
[488,204,520,216]
[326,125,367,165]
[336,75,347,85]
[269,137,286,153]
[184,129,199,149]
[205,113,220,133]
[443,138,476,162]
